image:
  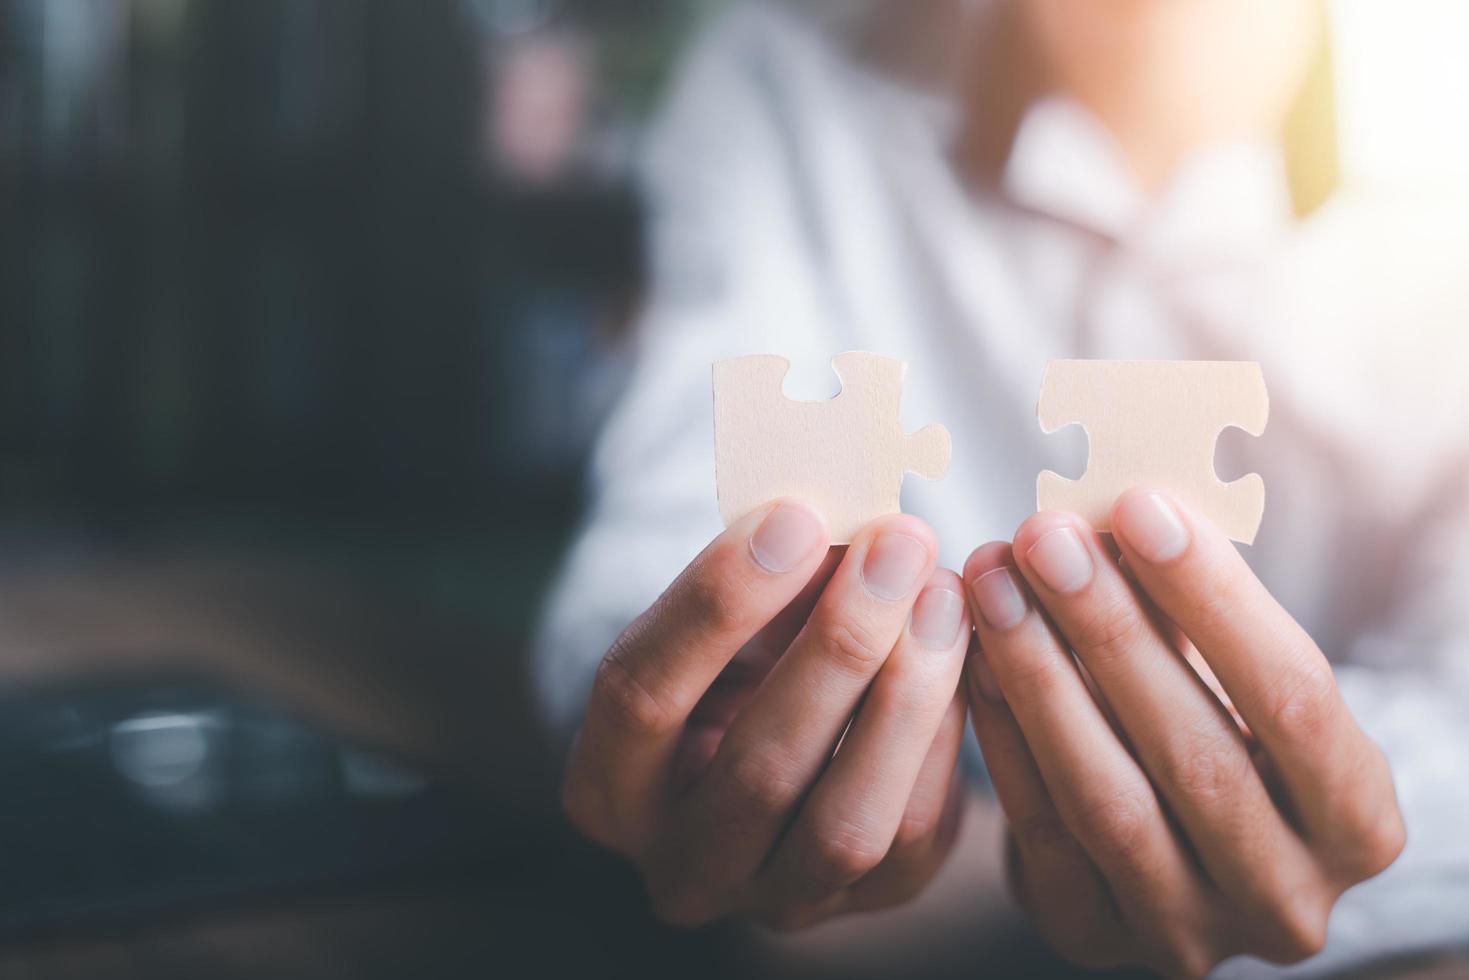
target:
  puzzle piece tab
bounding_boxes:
[1037,360,1269,544]
[713,352,950,544]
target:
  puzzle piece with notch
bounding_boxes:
[1037,360,1269,544]
[713,352,951,544]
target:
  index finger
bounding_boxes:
[1108,490,1395,848]
[567,499,829,844]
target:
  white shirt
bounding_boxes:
[533,3,1469,974]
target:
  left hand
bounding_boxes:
[961,489,1406,977]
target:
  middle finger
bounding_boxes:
[1009,511,1316,911]
[667,514,938,907]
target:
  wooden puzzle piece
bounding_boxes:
[1037,360,1269,544]
[713,352,950,544]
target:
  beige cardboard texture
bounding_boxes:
[713,352,950,544]
[1037,360,1269,544]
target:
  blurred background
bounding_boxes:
[0,1,734,976]
[0,1,1467,977]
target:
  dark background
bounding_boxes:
[0,1,768,976]
[0,0,675,579]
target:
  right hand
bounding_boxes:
[561,499,972,930]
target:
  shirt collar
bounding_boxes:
[999,95,1294,251]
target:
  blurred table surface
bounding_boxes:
[0,553,1463,979]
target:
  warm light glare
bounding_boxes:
[1332,0,1469,189]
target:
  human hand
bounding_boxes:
[962,489,1405,977]
[563,500,972,930]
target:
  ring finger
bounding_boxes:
[966,631,1130,968]
[962,542,1207,953]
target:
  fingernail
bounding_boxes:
[972,647,1005,703]
[749,501,826,573]
[862,532,930,600]
[970,566,1028,631]
[1115,492,1190,563]
[1026,526,1094,594]
[911,586,965,650]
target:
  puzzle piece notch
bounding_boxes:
[713,352,951,544]
[1036,360,1269,544]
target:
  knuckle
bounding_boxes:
[1263,654,1339,744]
[1263,891,1331,963]
[1074,785,1157,868]
[1156,732,1252,807]
[803,817,889,889]
[996,652,1071,709]
[721,746,804,816]
[893,805,941,853]
[862,661,945,728]
[592,645,680,737]
[813,615,890,677]
[1070,591,1150,671]
[1359,809,1408,878]
[675,558,750,639]
[1184,565,1239,638]
[1335,770,1407,880]
[908,786,965,862]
